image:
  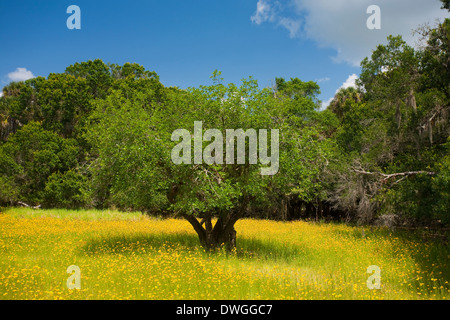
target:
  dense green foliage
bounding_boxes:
[0,10,448,247]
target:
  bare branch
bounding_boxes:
[17,201,41,209]
[353,168,436,182]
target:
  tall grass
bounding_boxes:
[0,208,448,300]
[2,207,146,221]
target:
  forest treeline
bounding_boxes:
[0,8,449,231]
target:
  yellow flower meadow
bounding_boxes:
[0,209,448,300]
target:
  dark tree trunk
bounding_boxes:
[181,207,244,251]
[181,213,207,247]
[227,227,237,251]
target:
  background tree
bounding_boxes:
[0,121,79,206]
[329,14,449,226]
[328,87,362,121]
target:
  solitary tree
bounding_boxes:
[86,72,332,250]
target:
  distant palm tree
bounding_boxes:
[328,87,362,120]
[2,82,24,97]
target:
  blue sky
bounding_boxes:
[0,0,447,107]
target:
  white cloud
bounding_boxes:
[316,77,330,83]
[251,0,274,25]
[0,92,3,98]
[321,73,358,109]
[251,0,302,37]
[252,0,448,66]
[7,67,35,82]
[340,73,358,90]
[278,17,301,38]
[321,96,334,110]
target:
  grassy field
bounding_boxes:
[0,207,448,300]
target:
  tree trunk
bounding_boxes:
[213,209,243,251]
[181,213,207,247]
[204,213,215,250]
[395,101,402,129]
[406,87,417,113]
[181,208,243,251]
[228,227,237,251]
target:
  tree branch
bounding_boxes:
[180,213,206,243]
[17,201,41,209]
[353,168,436,182]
